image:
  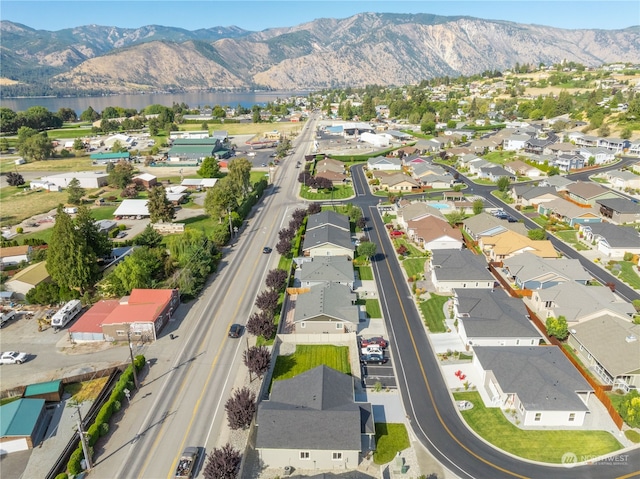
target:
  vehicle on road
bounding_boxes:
[0,309,17,328]
[0,351,28,365]
[174,446,199,479]
[360,353,387,365]
[247,152,256,157]
[228,324,243,338]
[360,336,389,349]
[51,299,83,330]
[263,246,272,254]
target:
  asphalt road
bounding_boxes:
[349,164,640,479]
[94,117,319,478]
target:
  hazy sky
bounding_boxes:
[2,1,639,31]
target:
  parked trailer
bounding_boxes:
[0,310,17,328]
[51,300,83,330]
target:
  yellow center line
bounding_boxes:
[369,207,530,479]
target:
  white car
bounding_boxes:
[0,351,28,364]
[247,152,256,157]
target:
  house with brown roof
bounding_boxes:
[407,216,463,250]
[373,171,419,192]
[564,181,620,206]
[69,289,179,342]
[0,245,32,266]
[538,198,601,227]
[479,230,557,261]
[316,157,345,174]
[505,160,543,178]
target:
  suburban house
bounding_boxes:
[306,210,350,233]
[366,156,402,171]
[568,316,640,391]
[537,198,601,227]
[502,253,591,290]
[509,185,559,207]
[69,289,180,342]
[413,138,442,153]
[539,176,574,191]
[293,283,359,333]
[529,282,636,323]
[564,181,620,206]
[428,249,495,293]
[596,197,640,225]
[4,261,51,299]
[576,147,615,165]
[453,289,543,348]
[407,216,463,250]
[40,171,109,189]
[473,346,593,427]
[255,365,375,470]
[316,157,346,174]
[0,398,48,454]
[302,225,354,259]
[479,230,558,261]
[0,245,32,266]
[373,171,420,192]
[462,213,529,242]
[555,154,585,171]
[603,170,640,191]
[479,166,516,183]
[579,223,640,258]
[503,134,531,151]
[505,160,543,178]
[396,201,445,229]
[113,199,150,218]
[295,256,354,289]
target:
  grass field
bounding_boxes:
[0,188,68,227]
[355,265,373,280]
[181,215,218,236]
[402,257,427,278]
[356,298,383,319]
[454,391,622,463]
[373,423,410,465]
[1,157,98,174]
[418,294,448,333]
[180,121,302,137]
[271,345,351,387]
[392,238,425,257]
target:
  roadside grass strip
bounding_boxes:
[453,391,622,463]
[356,265,374,280]
[373,423,411,465]
[270,345,351,388]
[418,294,448,333]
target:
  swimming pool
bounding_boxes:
[429,203,451,210]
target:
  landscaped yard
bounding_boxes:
[357,298,382,318]
[373,423,410,465]
[606,261,640,290]
[454,391,622,463]
[392,238,425,257]
[418,294,449,333]
[482,151,517,165]
[555,229,590,251]
[300,185,354,200]
[271,345,351,387]
[355,264,373,280]
[401,257,427,278]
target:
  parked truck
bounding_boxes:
[51,299,83,330]
[0,310,17,328]
[174,447,199,479]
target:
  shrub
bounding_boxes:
[99,421,110,437]
[87,423,100,447]
[67,447,84,475]
[96,402,113,425]
[624,252,634,262]
[16,227,23,234]
[55,474,69,479]
[118,224,127,231]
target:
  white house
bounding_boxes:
[366,156,402,171]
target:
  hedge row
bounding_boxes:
[66,355,146,475]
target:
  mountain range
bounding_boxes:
[1,13,639,97]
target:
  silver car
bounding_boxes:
[0,351,28,364]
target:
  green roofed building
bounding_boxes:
[168,144,222,162]
[172,138,220,146]
[23,379,63,402]
[0,398,48,453]
[90,152,131,163]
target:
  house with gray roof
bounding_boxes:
[538,175,574,191]
[302,225,354,259]
[366,156,402,171]
[576,147,615,165]
[537,197,601,227]
[602,170,640,192]
[396,201,445,229]
[256,365,375,470]
[565,181,620,206]
[596,197,640,225]
[462,213,528,241]
[453,289,543,348]
[579,222,640,258]
[293,283,359,333]
[428,249,495,293]
[503,134,531,151]
[473,346,593,427]
[568,316,640,392]
[502,253,591,290]
[555,154,585,171]
[529,282,636,323]
[306,211,350,232]
[296,256,354,289]
[510,185,559,207]
[479,166,516,183]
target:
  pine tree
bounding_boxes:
[147,185,175,223]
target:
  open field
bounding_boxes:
[0,188,68,227]
[180,121,302,137]
[0,156,98,174]
[454,391,622,463]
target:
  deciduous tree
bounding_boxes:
[496,176,511,193]
[6,172,24,187]
[147,185,175,223]
[276,237,291,256]
[203,443,241,479]
[357,241,377,260]
[246,310,275,338]
[227,157,252,199]
[265,268,288,292]
[197,156,221,178]
[225,387,256,430]
[545,315,568,340]
[255,289,279,313]
[472,199,484,215]
[243,346,271,382]
[108,160,134,189]
[528,228,546,241]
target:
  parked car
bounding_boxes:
[361,345,384,355]
[360,353,387,365]
[360,336,389,349]
[228,324,243,338]
[0,351,28,364]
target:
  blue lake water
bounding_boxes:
[2,90,310,115]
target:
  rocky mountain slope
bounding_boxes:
[2,13,639,95]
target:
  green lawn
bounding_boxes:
[364,299,382,318]
[373,423,410,465]
[392,238,425,257]
[382,214,396,224]
[181,214,218,236]
[482,151,517,165]
[15,228,54,245]
[607,261,640,290]
[300,185,354,200]
[418,294,448,333]
[271,345,351,387]
[531,216,550,228]
[561,344,601,384]
[355,265,373,280]
[454,392,622,463]
[91,205,118,220]
[554,230,590,251]
[402,257,427,278]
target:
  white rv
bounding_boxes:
[51,299,83,330]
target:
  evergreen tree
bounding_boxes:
[75,206,111,259]
[147,185,175,223]
[66,178,85,205]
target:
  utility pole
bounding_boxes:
[76,406,93,470]
[127,329,140,390]
[228,207,233,238]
